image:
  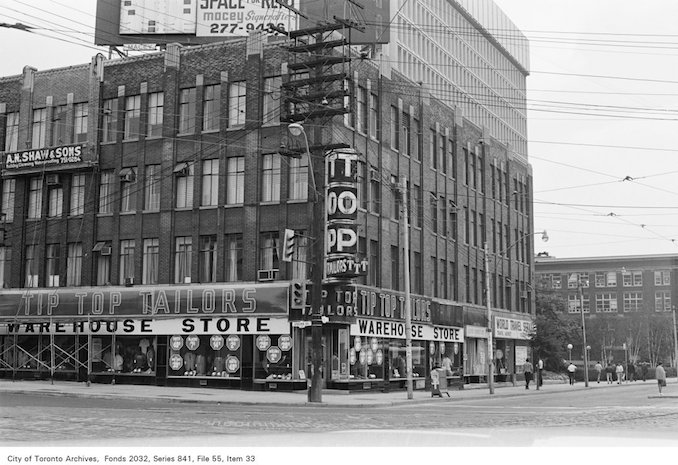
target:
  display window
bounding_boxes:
[349,336,385,380]
[465,338,488,375]
[494,339,515,376]
[255,334,293,381]
[429,340,463,377]
[93,335,157,375]
[0,335,80,372]
[167,334,240,378]
[387,339,426,379]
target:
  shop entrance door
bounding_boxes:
[304,332,327,389]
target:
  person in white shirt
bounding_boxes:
[567,362,576,385]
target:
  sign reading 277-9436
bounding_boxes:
[196,0,299,37]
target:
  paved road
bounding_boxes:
[2,381,677,446]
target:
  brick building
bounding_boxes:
[535,253,678,367]
[0,27,535,390]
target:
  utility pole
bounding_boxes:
[484,242,494,395]
[400,176,413,400]
[580,279,589,387]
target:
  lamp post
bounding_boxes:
[483,229,549,395]
[567,343,573,363]
[578,275,590,387]
[288,122,323,403]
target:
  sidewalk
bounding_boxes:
[2,377,675,407]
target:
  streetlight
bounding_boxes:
[483,229,549,395]
[567,343,573,363]
[288,122,323,403]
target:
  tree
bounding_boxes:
[531,279,581,371]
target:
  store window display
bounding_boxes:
[387,340,426,379]
[95,336,157,374]
[167,334,241,378]
[349,336,385,380]
[430,341,463,378]
[255,334,293,381]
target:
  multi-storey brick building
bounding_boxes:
[0,23,535,390]
[535,254,678,367]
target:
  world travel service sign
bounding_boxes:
[3,143,86,170]
[0,283,288,318]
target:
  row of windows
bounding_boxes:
[3,78,282,152]
[566,291,672,313]
[543,270,672,289]
[10,231,309,288]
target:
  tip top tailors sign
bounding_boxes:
[3,143,86,170]
[325,149,365,281]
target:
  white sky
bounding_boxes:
[1,0,677,259]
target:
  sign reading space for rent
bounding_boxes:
[196,0,298,37]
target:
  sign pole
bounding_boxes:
[400,176,413,400]
[484,242,494,395]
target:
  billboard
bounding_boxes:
[95,0,389,46]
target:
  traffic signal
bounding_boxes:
[281,228,295,262]
[290,281,306,310]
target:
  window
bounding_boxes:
[95,243,111,286]
[119,239,135,283]
[0,247,10,289]
[623,292,643,312]
[430,194,437,234]
[606,271,617,287]
[147,92,164,137]
[142,238,159,285]
[390,106,399,150]
[4,112,19,152]
[178,88,196,134]
[32,108,47,149]
[401,111,410,156]
[66,243,82,286]
[412,252,422,294]
[429,129,437,169]
[291,230,309,280]
[203,84,221,131]
[144,165,161,211]
[199,235,217,283]
[411,185,421,228]
[175,236,192,283]
[655,291,671,312]
[369,93,378,139]
[25,244,38,287]
[226,157,244,205]
[369,239,379,287]
[98,171,115,214]
[439,198,447,236]
[1,178,16,222]
[654,270,671,286]
[551,275,562,289]
[73,103,88,142]
[120,168,137,212]
[52,105,69,145]
[46,243,60,287]
[594,272,605,288]
[123,95,141,140]
[201,159,219,206]
[439,134,446,174]
[413,118,421,161]
[102,99,118,143]
[568,272,589,289]
[370,173,380,214]
[390,175,399,219]
[568,294,590,313]
[228,81,246,127]
[47,181,63,218]
[622,271,643,287]
[225,234,243,281]
[357,86,367,134]
[261,154,280,202]
[288,153,308,201]
[70,174,85,216]
[175,163,194,209]
[595,293,617,313]
[262,77,280,125]
[391,245,399,290]
[259,232,279,273]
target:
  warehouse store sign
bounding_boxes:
[351,318,464,342]
[3,143,85,170]
[0,317,289,335]
[0,284,288,317]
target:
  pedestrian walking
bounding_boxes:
[594,361,603,383]
[605,362,615,384]
[523,358,534,389]
[537,358,544,387]
[627,362,636,382]
[656,361,667,396]
[615,363,624,384]
[567,362,576,385]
